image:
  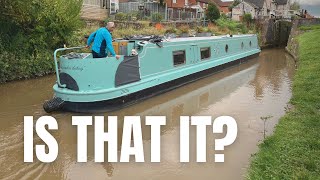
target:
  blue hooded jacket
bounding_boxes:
[87,27,116,57]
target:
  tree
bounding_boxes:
[228,0,241,11]
[0,0,83,54]
[290,0,300,10]
[159,0,165,6]
[243,13,253,26]
[206,3,220,22]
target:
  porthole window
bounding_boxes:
[249,41,252,47]
[241,42,244,49]
[225,44,229,53]
[173,50,186,66]
[200,47,211,60]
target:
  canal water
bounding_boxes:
[0,49,295,180]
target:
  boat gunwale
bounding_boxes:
[60,53,260,112]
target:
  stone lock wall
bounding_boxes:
[286,18,320,60]
[257,18,293,48]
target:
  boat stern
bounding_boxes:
[44,47,141,112]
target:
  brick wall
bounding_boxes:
[166,0,185,8]
[220,6,230,14]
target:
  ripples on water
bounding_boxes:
[0,49,295,180]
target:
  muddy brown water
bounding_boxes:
[0,49,295,180]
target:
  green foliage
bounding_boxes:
[139,21,151,29]
[216,17,247,33]
[104,17,113,24]
[127,12,141,21]
[196,26,205,33]
[299,25,320,31]
[0,0,83,83]
[2,0,83,51]
[135,11,144,21]
[243,13,253,23]
[115,12,151,21]
[247,29,320,179]
[151,13,163,22]
[291,15,299,20]
[228,0,241,11]
[159,0,165,6]
[220,13,228,19]
[165,26,178,34]
[0,41,54,83]
[178,25,190,34]
[115,12,128,21]
[206,3,220,22]
[290,1,300,10]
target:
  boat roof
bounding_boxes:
[162,34,256,43]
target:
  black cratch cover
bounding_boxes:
[59,72,79,91]
[115,56,141,87]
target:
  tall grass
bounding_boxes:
[216,17,249,34]
[247,28,320,179]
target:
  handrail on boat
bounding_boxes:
[54,46,86,88]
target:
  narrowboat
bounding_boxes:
[43,34,261,113]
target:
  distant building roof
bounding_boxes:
[243,0,264,9]
[197,0,211,4]
[275,0,288,5]
[197,0,233,7]
[212,0,233,7]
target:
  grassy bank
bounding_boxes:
[247,28,320,179]
[73,19,253,40]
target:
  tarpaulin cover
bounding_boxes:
[115,56,141,87]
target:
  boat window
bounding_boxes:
[200,47,211,60]
[225,45,229,53]
[249,41,252,47]
[241,42,244,49]
[173,50,186,66]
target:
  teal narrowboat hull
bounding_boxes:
[44,35,261,113]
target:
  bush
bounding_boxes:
[0,0,83,82]
[196,26,205,33]
[165,26,178,34]
[135,11,144,20]
[127,12,141,21]
[115,12,128,21]
[1,0,82,51]
[0,44,54,83]
[178,25,190,34]
[243,13,253,24]
[220,13,228,19]
[206,3,220,22]
[215,17,249,34]
[139,21,151,29]
[151,13,163,22]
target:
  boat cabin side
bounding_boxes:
[138,35,260,78]
[55,35,260,95]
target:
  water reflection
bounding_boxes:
[250,49,295,99]
[0,49,295,180]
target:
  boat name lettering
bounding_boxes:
[61,66,84,71]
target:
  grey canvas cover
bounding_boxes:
[115,55,141,87]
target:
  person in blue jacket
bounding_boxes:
[86,22,120,59]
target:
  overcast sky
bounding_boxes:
[296,0,320,6]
